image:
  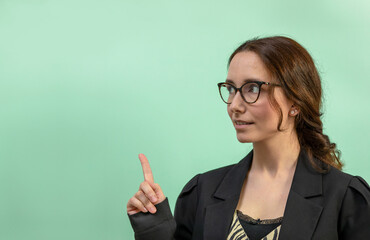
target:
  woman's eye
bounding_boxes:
[226,86,235,93]
[247,84,259,93]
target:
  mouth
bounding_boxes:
[234,120,254,126]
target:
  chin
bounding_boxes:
[236,135,254,143]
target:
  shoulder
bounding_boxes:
[178,151,253,198]
[199,163,237,182]
[178,163,237,197]
[324,166,370,214]
[348,175,370,198]
[323,166,370,194]
[173,162,241,236]
[336,173,370,238]
[323,166,353,186]
[320,166,370,201]
[341,174,370,206]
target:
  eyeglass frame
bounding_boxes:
[217,80,282,104]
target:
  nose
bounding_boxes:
[229,91,246,113]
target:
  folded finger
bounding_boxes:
[153,183,165,201]
[135,191,157,214]
[140,181,158,203]
[128,196,148,213]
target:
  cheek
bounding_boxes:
[253,99,280,126]
[227,106,232,118]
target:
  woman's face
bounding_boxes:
[226,51,295,143]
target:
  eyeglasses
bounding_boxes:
[217,81,282,104]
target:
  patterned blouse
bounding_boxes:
[227,210,283,240]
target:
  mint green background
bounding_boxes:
[1,0,369,239]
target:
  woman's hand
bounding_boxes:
[127,153,166,215]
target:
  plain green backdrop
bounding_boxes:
[1,0,369,239]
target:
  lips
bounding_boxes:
[234,120,254,125]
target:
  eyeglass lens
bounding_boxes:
[220,83,260,103]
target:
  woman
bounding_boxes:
[127,36,370,240]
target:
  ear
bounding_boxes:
[289,104,300,116]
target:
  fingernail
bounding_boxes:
[150,207,157,213]
[151,196,158,202]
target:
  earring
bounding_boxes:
[290,110,296,115]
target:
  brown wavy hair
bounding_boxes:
[228,36,343,172]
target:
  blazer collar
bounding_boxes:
[290,150,323,198]
[203,151,252,239]
[279,150,324,239]
[213,149,323,199]
[213,150,253,200]
[204,149,324,240]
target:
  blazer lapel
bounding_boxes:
[279,151,324,239]
[203,151,253,240]
[203,150,324,240]
[203,196,240,239]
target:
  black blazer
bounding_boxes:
[129,150,370,239]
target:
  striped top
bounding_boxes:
[227,210,282,240]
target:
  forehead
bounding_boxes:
[227,51,271,84]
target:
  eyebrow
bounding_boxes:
[225,78,261,84]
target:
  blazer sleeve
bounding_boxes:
[338,176,370,239]
[128,174,200,240]
[128,198,176,240]
[174,174,200,239]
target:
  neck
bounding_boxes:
[251,130,300,177]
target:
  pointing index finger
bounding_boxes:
[138,153,154,183]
